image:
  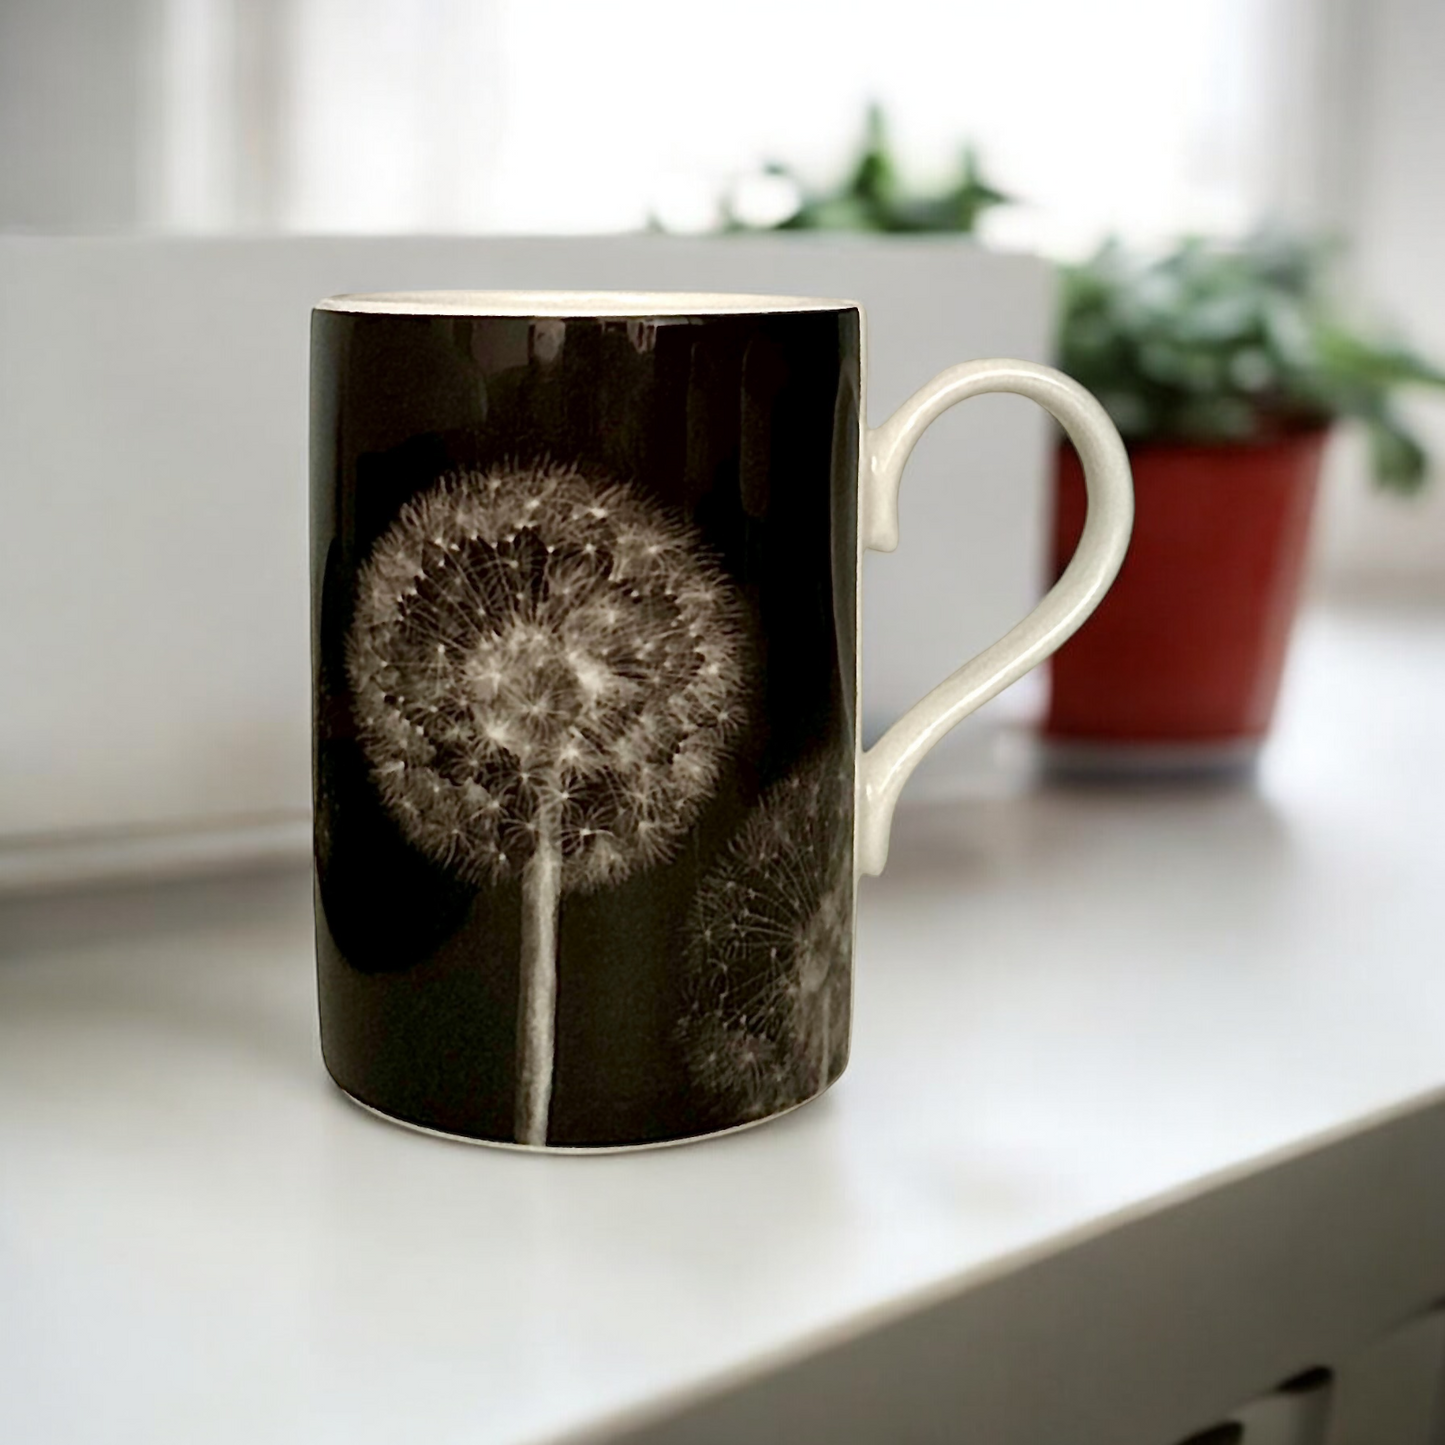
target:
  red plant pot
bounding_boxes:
[1045,429,1327,772]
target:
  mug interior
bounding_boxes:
[315,290,858,316]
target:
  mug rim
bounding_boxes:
[315,290,860,318]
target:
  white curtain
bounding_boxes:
[147,0,1311,252]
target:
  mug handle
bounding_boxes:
[856,359,1134,876]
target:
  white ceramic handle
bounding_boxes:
[856,359,1133,876]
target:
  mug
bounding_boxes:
[310,290,1131,1151]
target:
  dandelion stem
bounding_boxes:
[816,990,832,1096]
[516,790,563,1145]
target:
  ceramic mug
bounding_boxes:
[310,290,1132,1151]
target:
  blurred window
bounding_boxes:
[136,0,1304,250]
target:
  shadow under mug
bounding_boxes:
[310,290,1132,1151]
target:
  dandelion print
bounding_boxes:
[680,754,852,1124]
[347,462,749,1144]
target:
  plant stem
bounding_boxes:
[516,794,563,1146]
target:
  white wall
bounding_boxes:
[0,236,1053,866]
[1308,0,1445,599]
[0,0,157,230]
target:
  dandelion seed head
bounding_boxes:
[347,461,750,889]
[679,754,853,1123]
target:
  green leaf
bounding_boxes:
[1367,413,1431,495]
[717,104,1009,237]
[1056,232,1445,495]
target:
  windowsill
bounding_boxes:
[3,599,1443,1444]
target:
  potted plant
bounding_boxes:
[710,104,1010,236]
[1048,234,1445,774]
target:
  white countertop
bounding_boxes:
[3,602,1444,1445]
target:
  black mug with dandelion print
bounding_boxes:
[311,290,1133,1150]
